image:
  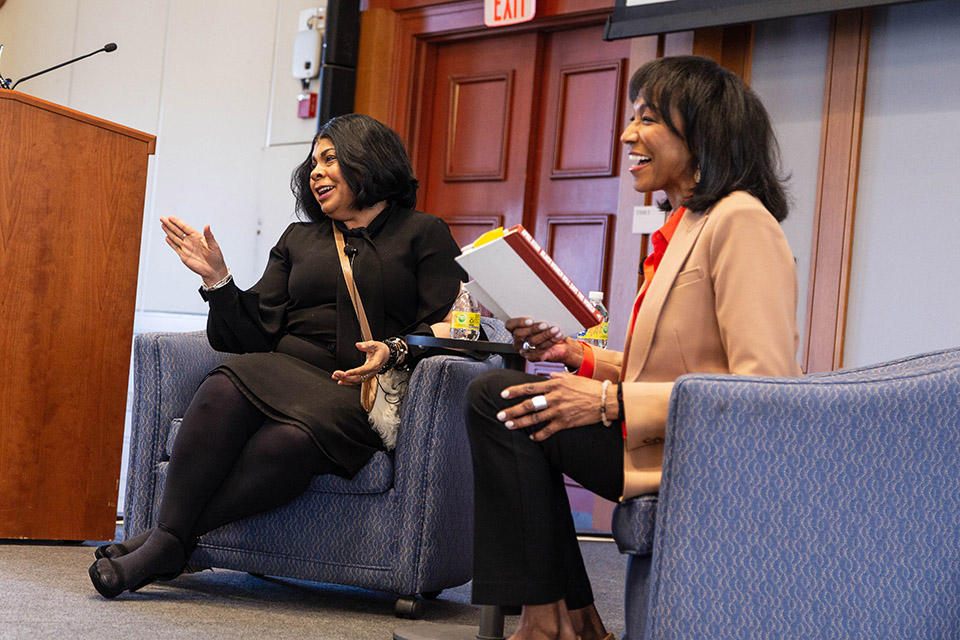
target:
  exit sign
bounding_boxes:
[484,0,536,27]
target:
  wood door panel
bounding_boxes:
[534,25,630,304]
[445,73,513,181]
[545,214,614,296]
[423,33,538,230]
[552,61,625,178]
[445,214,504,248]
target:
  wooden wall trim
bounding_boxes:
[544,213,616,296]
[355,8,398,122]
[692,23,755,83]
[803,9,871,373]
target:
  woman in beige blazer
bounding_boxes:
[466,56,803,640]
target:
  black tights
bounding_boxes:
[158,372,337,542]
[94,373,337,593]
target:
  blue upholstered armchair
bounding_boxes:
[123,318,509,615]
[613,346,960,639]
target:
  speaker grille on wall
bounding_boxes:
[316,0,361,124]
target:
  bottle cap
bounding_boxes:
[588,291,603,301]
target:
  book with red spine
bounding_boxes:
[454,224,604,337]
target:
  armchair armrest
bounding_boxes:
[391,352,502,594]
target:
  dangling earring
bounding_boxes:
[694,166,701,184]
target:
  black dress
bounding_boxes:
[198,205,464,476]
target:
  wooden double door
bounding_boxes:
[420,24,630,302]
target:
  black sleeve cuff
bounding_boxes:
[198,279,240,304]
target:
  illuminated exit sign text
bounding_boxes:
[484,0,536,27]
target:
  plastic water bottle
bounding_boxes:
[581,291,609,349]
[450,289,481,340]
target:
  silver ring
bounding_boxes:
[522,341,536,351]
[182,234,187,240]
[531,395,548,411]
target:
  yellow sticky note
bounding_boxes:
[472,227,504,248]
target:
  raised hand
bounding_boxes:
[160,216,229,286]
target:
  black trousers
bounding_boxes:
[466,368,624,610]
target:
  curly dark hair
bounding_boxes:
[629,55,789,221]
[291,114,419,222]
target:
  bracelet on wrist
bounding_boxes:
[394,338,409,367]
[599,379,612,427]
[379,337,409,373]
[201,270,233,292]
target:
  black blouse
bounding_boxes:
[200,204,465,372]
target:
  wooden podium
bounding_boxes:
[0,91,155,540]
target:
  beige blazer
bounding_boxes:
[589,191,803,499]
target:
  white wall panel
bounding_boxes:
[751,13,831,358]
[135,0,288,313]
[2,0,309,317]
[845,0,960,366]
[70,0,168,133]
[0,0,79,103]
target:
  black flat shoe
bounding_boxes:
[94,529,157,561]
[88,557,176,599]
[88,526,192,599]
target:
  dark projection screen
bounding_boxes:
[604,0,926,40]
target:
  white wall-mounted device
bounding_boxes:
[292,28,321,79]
[292,9,324,80]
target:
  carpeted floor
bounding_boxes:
[0,535,625,640]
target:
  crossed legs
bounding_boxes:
[466,369,623,640]
[90,373,336,597]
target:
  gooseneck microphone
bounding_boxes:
[7,42,117,91]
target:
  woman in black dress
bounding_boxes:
[89,114,464,598]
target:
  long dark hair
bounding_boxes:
[291,114,419,222]
[629,55,789,221]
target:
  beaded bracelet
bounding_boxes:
[599,379,612,427]
[201,270,233,292]
[379,337,409,373]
